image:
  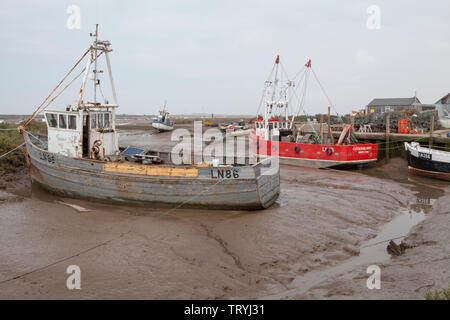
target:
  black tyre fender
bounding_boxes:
[294,145,300,153]
[326,147,333,156]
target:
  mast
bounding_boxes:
[271,55,280,104]
[93,24,99,104]
[77,25,115,109]
[264,55,280,139]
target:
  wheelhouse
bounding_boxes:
[44,104,119,160]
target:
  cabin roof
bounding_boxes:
[367,97,421,107]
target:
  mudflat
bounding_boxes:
[0,125,448,299]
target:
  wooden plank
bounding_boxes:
[103,162,198,177]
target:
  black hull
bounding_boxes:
[406,150,450,181]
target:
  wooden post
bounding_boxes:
[386,113,390,160]
[328,106,334,144]
[319,114,324,144]
[429,112,435,148]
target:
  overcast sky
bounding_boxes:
[0,0,449,116]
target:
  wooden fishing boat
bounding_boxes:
[250,56,378,168]
[405,142,450,181]
[18,26,279,210]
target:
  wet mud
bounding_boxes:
[0,125,448,299]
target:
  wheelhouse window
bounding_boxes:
[104,113,110,128]
[90,112,111,129]
[97,113,104,129]
[59,114,67,129]
[46,113,57,128]
[68,115,77,130]
[91,115,97,129]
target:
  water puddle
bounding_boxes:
[263,170,444,300]
[360,208,426,262]
[263,206,427,299]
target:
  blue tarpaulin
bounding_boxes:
[121,146,145,156]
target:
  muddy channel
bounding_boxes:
[0,124,448,299]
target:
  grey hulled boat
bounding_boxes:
[19,26,279,210]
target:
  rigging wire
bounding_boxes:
[310,67,359,143]
[255,61,278,117]
[23,48,90,127]
[35,51,105,115]
[98,82,107,103]
[289,68,322,143]
[279,60,296,118]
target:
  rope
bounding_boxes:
[360,236,405,249]
[23,48,90,127]
[37,51,105,118]
[0,128,47,160]
[22,129,46,144]
[0,143,25,159]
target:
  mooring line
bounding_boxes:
[0,230,130,286]
[359,236,405,249]
[0,143,25,159]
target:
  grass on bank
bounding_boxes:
[424,287,450,300]
[0,121,47,173]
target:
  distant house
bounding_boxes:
[435,93,450,105]
[365,97,422,115]
[435,93,450,128]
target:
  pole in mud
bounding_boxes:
[385,113,390,161]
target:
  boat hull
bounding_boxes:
[405,142,450,181]
[23,133,280,210]
[152,121,174,132]
[250,130,378,168]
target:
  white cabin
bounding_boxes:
[44,106,119,160]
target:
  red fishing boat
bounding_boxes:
[250,56,378,168]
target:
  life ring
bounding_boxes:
[326,147,333,156]
[294,145,300,153]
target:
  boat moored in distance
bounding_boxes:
[251,56,378,169]
[152,104,174,132]
[18,26,280,210]
[405,142,450,181]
